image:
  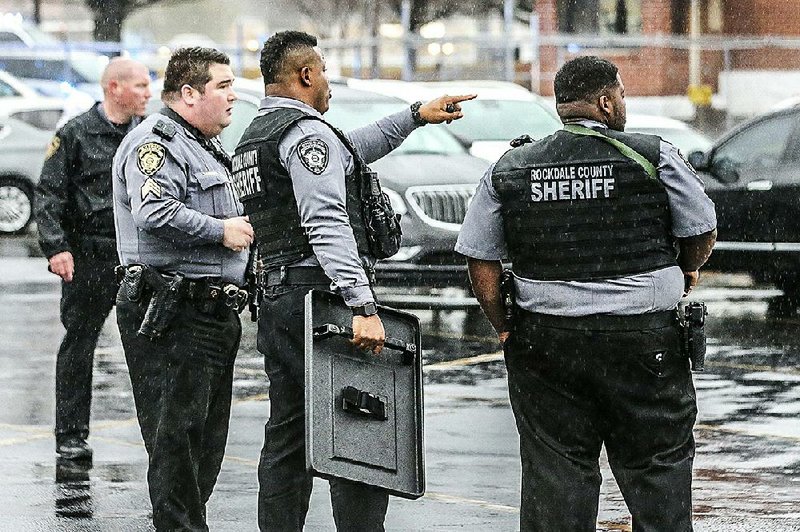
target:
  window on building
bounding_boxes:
[558,0,642,34]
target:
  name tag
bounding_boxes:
[529,163,616,202]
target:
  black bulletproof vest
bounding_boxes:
[232,108,370,269]
[491,128,676,281]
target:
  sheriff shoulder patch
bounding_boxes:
[136,142,166,176]
[45,136,61,161]
[140,177,162,200]
[298,138,329,175]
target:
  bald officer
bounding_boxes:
[35,57,151,462]
[112,47,252,531]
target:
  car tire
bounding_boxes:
[0,177,34,234]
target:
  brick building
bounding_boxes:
[534,0,800,97]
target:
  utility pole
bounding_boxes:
[401,0,412,81]
[503,0,515,82]
[32,0,42,25]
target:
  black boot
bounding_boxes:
[56,436,93,461]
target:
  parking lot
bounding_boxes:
[1,237,799,531]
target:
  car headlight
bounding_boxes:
[383,187,407,216]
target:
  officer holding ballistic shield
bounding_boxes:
[457,56,716,531]
[232,30,474,531]
[112,47,252,531]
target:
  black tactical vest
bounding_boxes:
[491,128,676,281]
[232,108,371,269]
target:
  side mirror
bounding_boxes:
[687,150,708,171]
[711,157,740,184]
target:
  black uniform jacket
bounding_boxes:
[35,103,134,259]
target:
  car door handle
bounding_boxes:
[746,180,773,191]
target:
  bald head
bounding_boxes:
[101,58,148,93]
[100,58,152,124]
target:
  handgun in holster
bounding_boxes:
[682,301,707,372]
[246,248,262,322]
[138,272,184,339]
[500,268,516,329]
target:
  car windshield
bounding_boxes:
[68,53,105,83]
[628,126,713,154]
[325,100,465,155]
[444,99,561,142]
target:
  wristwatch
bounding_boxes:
[410,101,427,126]
[351,302,378,317]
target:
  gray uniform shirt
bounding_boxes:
[112,112,248,284]
[455,119,717,316]
[259,96,418,307]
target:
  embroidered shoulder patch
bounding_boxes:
[140,178,162,200]
[45,136,61,160]
[297,138,329,175]
[136,142,166,176]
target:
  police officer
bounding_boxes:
[112,47,253,531]
[34,58,151,461]
[232,31,473,531]
[456,56,717,531]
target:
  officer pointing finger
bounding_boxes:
[232,30,472,531]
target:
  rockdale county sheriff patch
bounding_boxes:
[136,142,166,177]
[529,163,617,202]
[298,139,329,175]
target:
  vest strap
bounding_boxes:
[563,125,658,180]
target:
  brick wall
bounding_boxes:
[534,0,800,97]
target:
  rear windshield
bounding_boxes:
[444,99,561,142]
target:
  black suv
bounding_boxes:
[689,102,800,314]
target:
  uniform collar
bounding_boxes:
[561,118,608,131]
[95,101,141,133]
[259,95,323,118]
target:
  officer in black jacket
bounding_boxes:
[457,56,717,531]
[34,58,151,461]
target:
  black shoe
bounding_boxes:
[56,437,93,461]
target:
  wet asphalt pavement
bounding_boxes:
[0,238,799,530]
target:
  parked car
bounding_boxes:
[625,114,713,155]
[147,79,490,292]
[0,49,106,101]
[0,70,65,130]
[0,12,59,48]
[0,70,66,233]
[688,101,800,314]
[347,79,562,161]
[0,115,51,233]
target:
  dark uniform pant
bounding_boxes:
[116,287,241,532]
[256,284,389,531]
[55,255,118,442]
[504,311,697,532]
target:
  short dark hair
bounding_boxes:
[553,56,620,104]
[260,30,318,84]
[162,47,230,101]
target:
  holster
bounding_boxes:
[138,272,184,339]
[681,301,707,372]
[362,167,402,259]
[500,268,516,330]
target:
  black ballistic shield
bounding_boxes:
[304,290,424,499]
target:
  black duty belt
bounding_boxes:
[516,308,678,331]
[116,265,247,312]
[259,265,331,288]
